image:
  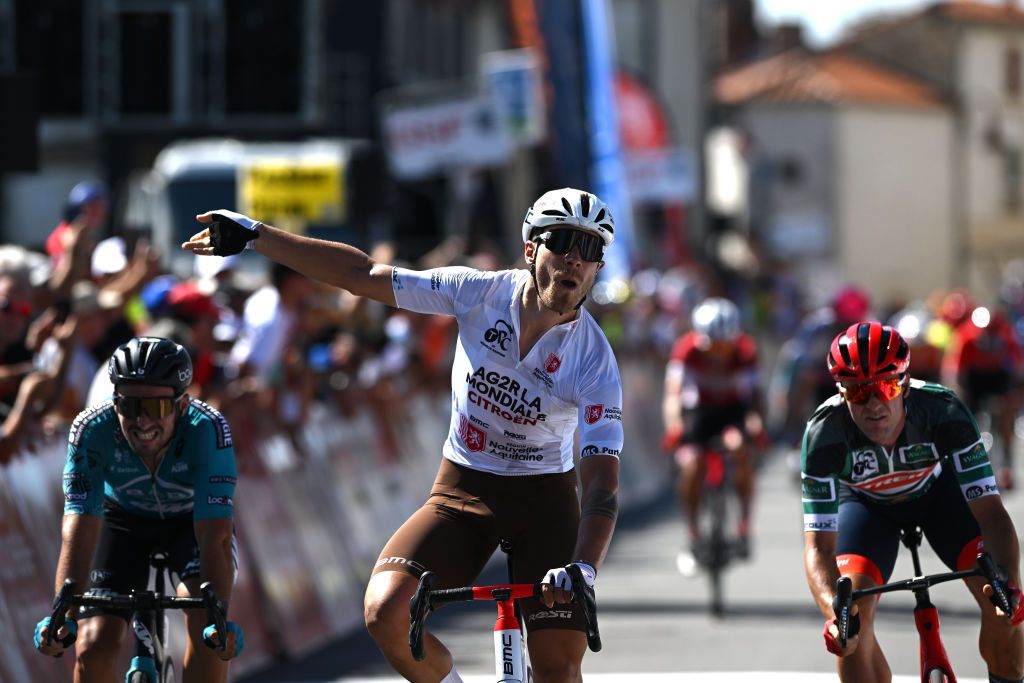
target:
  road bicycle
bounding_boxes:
[409,563,601,683]
[679,440,747,617]
[45,551,229,683]
[833,525,1014,683]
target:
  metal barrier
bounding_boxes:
[0,359,668,680]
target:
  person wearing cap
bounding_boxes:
[182,189,623,683]
[46,181,110,270]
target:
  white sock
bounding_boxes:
[440,665,465,683]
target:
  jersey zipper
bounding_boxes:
[150,472,165,519]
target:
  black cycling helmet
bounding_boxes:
[108,337,193,395]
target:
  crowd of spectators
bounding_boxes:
[2,181,1023,476]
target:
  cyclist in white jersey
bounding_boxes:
[182,188,624,683]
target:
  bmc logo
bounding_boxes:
[544,353,562,373]
[585,405,603,424]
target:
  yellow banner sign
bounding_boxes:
[237,161,345,231]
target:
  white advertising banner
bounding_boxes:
[382,95,511,180]
[624,147,695,204]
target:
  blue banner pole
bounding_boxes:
[579,0,634,283]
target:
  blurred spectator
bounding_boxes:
[228,262,315,449]
[46,180,109,271]
[0,246,76,461]
[34,281,117,421]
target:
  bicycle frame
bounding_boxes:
[409,566,601,683]
[834,527,1013,683]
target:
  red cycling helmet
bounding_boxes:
[828,321,910,382]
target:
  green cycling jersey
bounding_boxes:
[801,380,998,533]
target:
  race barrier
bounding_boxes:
[0,359,669,682]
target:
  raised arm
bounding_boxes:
[183,210,396,306]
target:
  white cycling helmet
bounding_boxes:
[521,188,615,247]
[692,297,741,343]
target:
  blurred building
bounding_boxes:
[713,0,1024,307]
[1,0,725,275]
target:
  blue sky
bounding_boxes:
[754,0,972,47]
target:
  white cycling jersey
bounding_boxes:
[392,266,624,475]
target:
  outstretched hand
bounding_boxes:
[181,212,219,256]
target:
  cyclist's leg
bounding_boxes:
[75,505,149,682]
[677,407,714,543]
[170,515,236,683]
[506,468,586,683]
[674,443,704,542]
[365,459,498,683]
[75,616,128,683]
[921,470,1024,679]
[835,494,901,683]
[721,417,753,542]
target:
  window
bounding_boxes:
[15,0,84,114]
[1006,46,1021,97]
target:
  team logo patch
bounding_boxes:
[585,404,603,424]
[458,413,487,452]
[544,353,562,373]
[483,320,514,353]
[851,450,880,481]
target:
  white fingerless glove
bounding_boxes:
[542,562,596,591]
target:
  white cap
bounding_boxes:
[91,237,127,277]
[194,253,238,280]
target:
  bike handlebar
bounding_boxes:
[833,551,1013,647]
[46,579,228,651]
[409,567,603,661]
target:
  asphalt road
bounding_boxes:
[240,450,1021,682]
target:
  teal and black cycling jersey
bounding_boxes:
[63,399,237,520]
[801,380,998,533]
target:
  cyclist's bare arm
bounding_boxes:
[190,213,396,307]
[662,361,685,436]
[196,517,235,605]
[575,455,620,569]
[804,530,841,619]
[54,513,102,615]
[968,495,1022,587]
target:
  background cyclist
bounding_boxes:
[803,322,1023,683]
[941,300,1023,491]
[181,188,624,683]
[662,296,764,572]
[34,337,243,683]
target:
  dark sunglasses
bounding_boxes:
[0,296,32,318]
[536,229,604,263]
[838,377,904,405]
[113,394,182,420]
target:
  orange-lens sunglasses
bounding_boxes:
[838,377,904,405]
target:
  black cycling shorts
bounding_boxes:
[79,500,233,620]
[962,369,1014,410]
[681,403,749,446]
[836,465,982,586]
[372,458,584,633]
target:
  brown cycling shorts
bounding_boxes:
[372,458,584,632]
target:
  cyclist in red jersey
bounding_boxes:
[942,304,1024,491]
[662,297,764,570]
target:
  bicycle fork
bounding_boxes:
[493,597,525,683]
[914,598,956,682]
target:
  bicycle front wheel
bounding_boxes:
[926,668,952,683]
[128,673,152,683]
